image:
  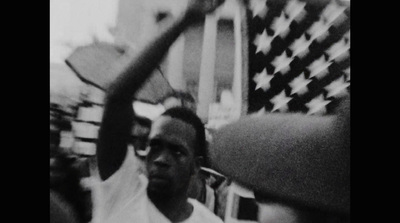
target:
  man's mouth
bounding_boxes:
[150,178,169,185]
[149,173,170,183]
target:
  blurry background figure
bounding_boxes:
[188,166,229,218]
[130,116,152,158]
[50,103,74,157]
[212,176,231,219]
[160,90,197,112]
[186,167,218,213]
[129,115,152,175]
[50,102,92,223]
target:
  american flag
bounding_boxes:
[247,0,350,115]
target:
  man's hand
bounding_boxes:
[185,0,225,22]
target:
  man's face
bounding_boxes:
[146,116,197,201]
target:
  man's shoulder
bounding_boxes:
[188,199,223,223]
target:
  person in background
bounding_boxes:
[130,115,152,174]
[50,103,90,223]
[160,90,197,112]
[50,190,79,223]
[186,167,216,213]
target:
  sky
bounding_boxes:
[50,0,120,104]
[50,0,119,64]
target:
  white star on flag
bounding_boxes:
[326,38,350,61]
[271,90,292,112]
[331,12,348,28]
[297,48,309,59]
[272,51,293,74]
[315,31,330,43]
[307,19,331,41]
[333,50,349,63]
[313,68,329,80]
[321,0,347,25]
[306,94,331,115]
[293,9,307,23]
[284,0,306,20]
[271,12,292,37]
[308,55,332,78]
[255,107,266,116]
[253,68,274,91]
[250,0,268,19]
[324,76,350,98]
[344,31,350,42]
[289,73,311,95]
[289,34,313,57]
[253,29,273,54]
[344,67,350,80]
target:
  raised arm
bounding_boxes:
[97,0,225,180]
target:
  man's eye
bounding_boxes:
[173,150,183,156]
[171,146,185,156]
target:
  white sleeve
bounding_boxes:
[92,146,145,222]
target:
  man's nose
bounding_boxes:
[153,150,172,168]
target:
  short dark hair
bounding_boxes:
[160,107,206,159]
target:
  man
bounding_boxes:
[159,90,217,211]
[208,97,350,223]
[93,0,225,222]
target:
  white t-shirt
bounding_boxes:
[91,148,223,223]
